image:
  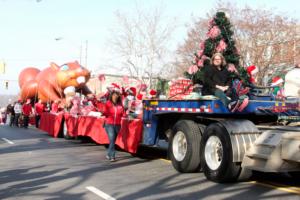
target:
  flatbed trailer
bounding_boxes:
[139,94,300,182]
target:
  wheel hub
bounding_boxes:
[172,131,187,161]
[204,135,223,170]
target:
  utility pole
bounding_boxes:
[55,37,87,66]
[85,40,88,68]
[79,44,82,65]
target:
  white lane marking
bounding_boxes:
[2,138,14,144]
[86,186,117,200]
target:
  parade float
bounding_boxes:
[18,61,91,103]
[18,11,300,183]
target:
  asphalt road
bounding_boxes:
[0,125,299,200]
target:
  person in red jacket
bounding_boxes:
[34,99,45,128]
[22,99,33,129]
[51,100,60,113]
[103,86,124,162]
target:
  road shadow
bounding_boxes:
[0,158,152,199]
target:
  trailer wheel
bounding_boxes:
[63,121,72,139]
[201,123,241,182]
[288,171,300,179]
[169,120,202,173]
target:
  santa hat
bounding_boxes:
[149,89,157,96]
[247,65,258,75]
[107,83,121,93]
[125,87,137,96]
[271,76,284,86]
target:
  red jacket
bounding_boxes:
[35,103,45,115]
[103,100,124,125]
[51,103,59,113]
[22,104,32,116]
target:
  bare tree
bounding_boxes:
[231,5,299,85]
[174,1,300,85]
[108,4,177,88]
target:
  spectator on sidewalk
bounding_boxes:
[14,100,22,127]
[6,100,15,127]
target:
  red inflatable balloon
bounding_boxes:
[19,67,40,88]
[19,61,91,103]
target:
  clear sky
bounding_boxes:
[0,0,299,95]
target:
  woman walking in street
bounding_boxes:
[103,85,124,162]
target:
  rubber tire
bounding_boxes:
[200,122,241,183]
[63,121,73,140]
[287,171,300,180]
[169,120,202,173]
[197,124,206,172]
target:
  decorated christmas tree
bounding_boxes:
[185,11,249,85]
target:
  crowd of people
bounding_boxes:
[3,98,45,128]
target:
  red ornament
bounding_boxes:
[149,89,157,96]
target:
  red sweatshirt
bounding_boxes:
[51,103,59,113]
[35,103,45,116]
[103,100,124,125]
[22,104,32,116]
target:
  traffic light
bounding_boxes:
[5,81,8,89]
[0,61,5,74]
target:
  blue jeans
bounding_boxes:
[214,89,230,106]
[104,124,121,159]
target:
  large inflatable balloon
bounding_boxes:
[19,61,91,103]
